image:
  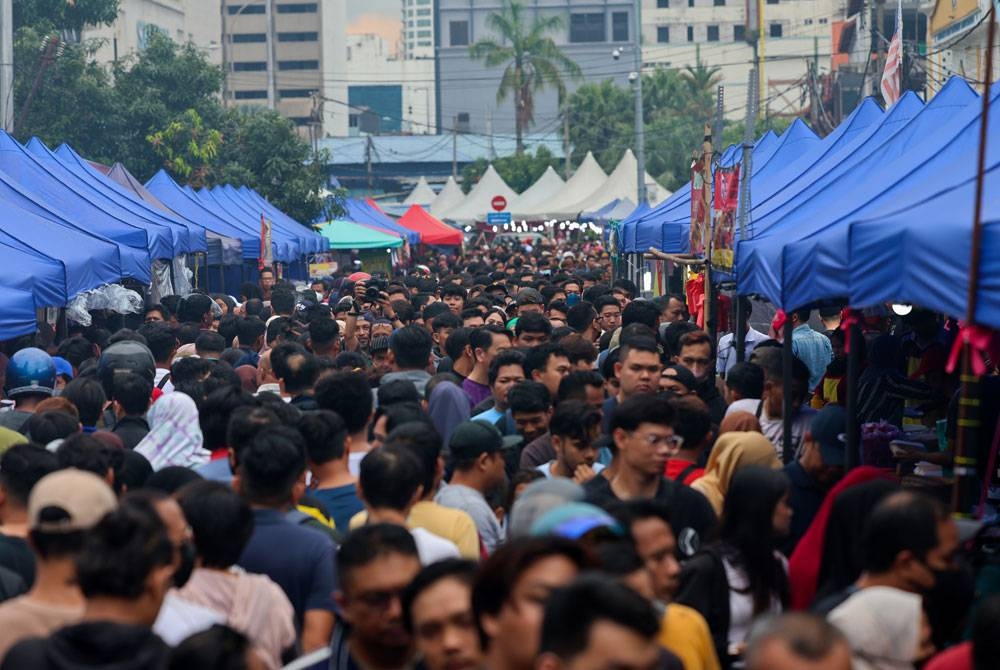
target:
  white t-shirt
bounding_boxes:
[535,461,605,480]
[726,399,815,460]
[723,553,787,652]
[154,367,174,393]
[411,527,461,565]
[153,591,226,646]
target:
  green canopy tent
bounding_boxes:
[317,219,403,249]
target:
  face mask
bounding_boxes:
[173,541,196,589]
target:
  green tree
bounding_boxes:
[147,108,221,188]
[564,80,632,171]
[460,146,561,194]
[470,0,581,154]
[14,0,119,36]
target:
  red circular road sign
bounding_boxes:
[491,195,507,211]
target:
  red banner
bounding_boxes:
[711,167,739,271]
[689,160,710,257]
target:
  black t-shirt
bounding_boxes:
[0,534,34,588]
[583,474,716,557]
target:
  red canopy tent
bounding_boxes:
[398,205,463,246]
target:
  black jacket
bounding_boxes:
[1,621,169,670]
[675,546,732,668]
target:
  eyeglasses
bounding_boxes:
[631,432,684,449]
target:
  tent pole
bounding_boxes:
[782,316,795,464]
[952,7,996,515]
[844,318,861,470]
[735,296,747,364]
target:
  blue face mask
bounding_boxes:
[566,293,581,307]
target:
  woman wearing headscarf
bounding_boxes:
[691,431,779,516]
[135,392,210,471]
[828,586,935,670]
[718,411,762,436]
[787,466,897,610]
[427,379,470,447]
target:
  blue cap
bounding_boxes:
[52,357,74,380]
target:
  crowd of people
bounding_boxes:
[0,238,996,670]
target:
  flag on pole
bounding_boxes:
[259,213,273,271]
[880,0,903,107]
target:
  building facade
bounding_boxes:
[84,0,223,66]
[642,0,843,119]
[403,0,436,59]
[926,0,993,96]
[436,0,637,137]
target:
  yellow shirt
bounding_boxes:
[349,500,481,559]
[658,603,721,670]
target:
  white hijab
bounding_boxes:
[135,392,210,471]
[828,586,923,670]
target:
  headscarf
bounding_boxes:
[135,392,209,471]
[691,431,779,515]
[719,410,763,435]
[828,586,924,670]
[428,381,470,446]
[788,466,897,610]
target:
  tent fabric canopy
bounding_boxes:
[0,285,40,340]
[524,152,607,220]
[429,176,466,219]
[318,220,403,249]
[403,177,437,206]
[344,198,421,245]
[510,166,566,219]
[551,149,666,219]
[399,205,463,246]
[440,165,518,222]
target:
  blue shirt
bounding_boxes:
[310,485,364,532]
[194,458,232,483]
[237,508,337,632]
[792,324,834,390]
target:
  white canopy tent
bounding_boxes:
[552,149,669,219]
[524,151,607,220]
[440,165,519,222]
[429,176,466,218]
[509,166,566,219]
[403,176,437,206]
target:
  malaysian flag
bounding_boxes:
[880,0,903,107]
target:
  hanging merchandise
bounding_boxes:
[685,273,732,332]
[711,167,740,271]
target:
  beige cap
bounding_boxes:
[28,469,117,532]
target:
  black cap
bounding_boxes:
[449,420,522,460]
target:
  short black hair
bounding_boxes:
[168,625,253,670]
[444,327,473,362]
[308,317,340,346]
[377,379,421,407]
[621,301,659,330]
[56,336,96,369]
[609,498,672,537]
[198,386,256,453]
[143,466,202,494]
[24,411,79,445]
[566,302,597,333]
[270,342,318,394]
[558,334,597,366]
[431,312,462,332]
[515,312,551,337]
[402,559,477,633]
[137,323,176,364]
[238,425,307,506]
[610,394,675,433]
[62,377,107,427]
[473,537,590,649]
[194,332,226,357]
[863,491,947,573]
[315,371,373,434]
[359,444,424,511]
[270,289,296,315]
[593,295,620,313]
[549,400,600,443]
[557,370,604,403]
[57,434,125,494]
[390,325,433,369]
[441,284,468,300]
[76,503,173,600]
[111,372,152,417]
[617,337,659,364]
[145,303,170,321]
[726,361,764,398]
[507,380,552,415]
[225,405,278,463]
[235,316,267,349]
[337,523,419,590]
[177,480,254,569]
[539,575,660,658]
[178,293,214,324]
[523,343,569,379]
[488,349,526,387]
[299,410,349,465]
[0,444,60,507]
[384,422,443,497]
[667,396,711,449]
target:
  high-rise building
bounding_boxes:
[403,0,436,59]
[436,0,636,137]
[642,0,843,119]
[222,0,347,138]
[84,0,223,66]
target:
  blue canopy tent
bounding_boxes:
[736,78,983,309]
[224,186,326,254]
[344,198,421,245]
[202,186,306,255]
[46,141,208,255]
[844,164,1000,328]
[0,133,175,261]
[186,185,302,261]
[0,285,39,340]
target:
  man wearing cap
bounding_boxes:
[781,405,847,554]
[659,365,697,396]
[436,421,518,554]
[369,336,392,379]
[0,470,117,660]
[515,288,545,316]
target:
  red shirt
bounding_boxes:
[664,459,704,485]
[924,642,972,670]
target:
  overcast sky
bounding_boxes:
[347,0,402,49]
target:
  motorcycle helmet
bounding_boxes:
[97,341,156,396]
[4,348,56,398]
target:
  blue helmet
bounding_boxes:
[4,347,56,398]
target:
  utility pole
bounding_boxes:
[563,101,571,179]
[487,108,495,160]
[365,134,374,193]
[735,68,757,365]
[757,0,765,117]
[633,0,646,205]
[0,0,12,131]
[221,1,229,106]
[451,116,458,179]
[265,0,277,110]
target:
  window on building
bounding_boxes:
[769,22,782,37]
[417,40,432,46]
[417,8,430,15]
[233,61,267,71]
[714,0,725,5]
[657,26,669,43]
[570,13,606,43]
[707,25,719,41]
[612,12,629,42]
[280,89,313,98]
[278,32,318,42]
[819,17,828,24]
[288,117,313,126]
[687,25,694,42]
[349,114,359,128]
[277,60,319,70]
[450,20,469,45]
[803,18,813,25]
[766,0,778,4]
[416,19,431,27]
[228,4,264,14]
[657,0,669,6]
[276,3,317,13]
[733,24,745,41]
[688,0,694,6]
[231,33,266,43]
[234,90,268,100]
[416,30,431,37]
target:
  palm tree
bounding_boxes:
[470,0,582,154]
[680,61,723,119]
